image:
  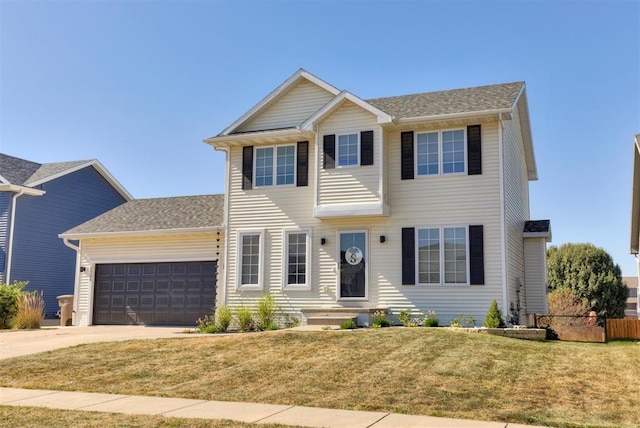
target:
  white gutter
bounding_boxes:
[211,145,231,307]
[62,238,82,316]
[0,184,45,196]
[59,226,222,240]
[6,189,24,283]
[498,116,509,320]
[395,108,512,125]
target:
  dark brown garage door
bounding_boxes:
[93,262,216,325]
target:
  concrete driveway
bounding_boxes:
[0,326,190,360]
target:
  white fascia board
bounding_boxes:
[630,135,640,253]
[301,91,393,131]
[0,184,45,196]
[59,226,222,240]
[204,128,308,148]
[219,69,341,136]
[0,174,8,184]
[26,160,133,200]
[395,108,512,125]
[313,202,390,218]
[513,86,538,181]
[523,232,550,239]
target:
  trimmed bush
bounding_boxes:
[216,305,232,332]
[236,307,254,332]
[340,320,358,330]
[484,300,506,328]
[0,279,27,329]
[256,294,277,331]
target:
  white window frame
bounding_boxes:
[415,225,470,286]
[336,132,360,168]
[236,229,265,291]
[254,145,296,188]
[282,228,312,291]
[415,128,467,176]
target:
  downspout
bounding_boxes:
[636,255,640,318]
[498,115,509,320]
[62,238,82,316]
[6,189,25,283]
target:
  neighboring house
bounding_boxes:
[60,195,224,326]
[204,69,551,326]
[621,277,639,318]
[629,133,640,319]
[0,153,131,317]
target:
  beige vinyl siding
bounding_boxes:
[502,108,531,316]
[317,101,381,206]
[524,237,547,313]
[237,80,335,133]
[74,233,222,326]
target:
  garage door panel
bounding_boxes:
[93,261,216,326]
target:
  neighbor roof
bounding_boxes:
[523,220,552,241]
[61,194,224,238]
[366,81,524,120]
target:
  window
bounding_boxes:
[416,129,465,175]
[337,133,358,166]
[255,145,295,187]
[417,226,468,285]
[237,230,264,289]
[284,230,310,289]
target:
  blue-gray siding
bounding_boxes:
[0,192,10,277]
[10,167,127,317]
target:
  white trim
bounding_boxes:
[0,174,9,184]
[221,148,231,308]
[415,127,467,177]
[26,160,133,201]
[220,69,341,136]
[205,128,308,148]
[498,120,509,316]
[395,108,512,125]
[59,227,220,240]
[253,144,297,188]
[282,228,312,291]
[0,184,45,196]
[236,229,265,291]
[301,91,392,131]
[378,125,384,204]
[337,230,369,302]
[313,202,390,218]
[540,240,548,313]
[523,231,550,239]
[414,225,470,286]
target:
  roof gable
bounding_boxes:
[221,69,341,136]
[301,91,392,131]
[61,194,224,238]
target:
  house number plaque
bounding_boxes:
[345,247,363,265]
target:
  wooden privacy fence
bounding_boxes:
[606,318,640,340]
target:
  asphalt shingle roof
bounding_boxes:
[523,220,550,233]
[366,82,524,119]
[63,195,224,235]
[0,153,93,186]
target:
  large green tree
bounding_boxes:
[547,243,629,318]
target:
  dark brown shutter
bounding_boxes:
[296,141,308,187]
[467,125,482,175]
[469,225,484,285]
[242,146,253,190]
[323,135,335,169]
[402,227,416,285]
[361,130,374,166]
[401,131,414,180]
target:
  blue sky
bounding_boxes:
[1,1,638,275]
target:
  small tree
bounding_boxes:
[547,243,628,318]
[0,279,27,329]
[483,300,506,328]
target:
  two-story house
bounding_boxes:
[205,69,551,326]
[0,153,131,318]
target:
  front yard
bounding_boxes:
[1,328,638,427]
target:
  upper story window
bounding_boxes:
[337,133,359,167]
[416,129,466,176]
[255,145,295,187]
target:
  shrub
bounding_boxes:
[451,313,476,328]
[236,307,254,332]
[423,311,439,327]
[216,305,232,332]
[196,313,216,333]
[200,324,219,334]
[372,310,391,328]
[483,300,506,328]
[256,294,277,331]
[264,323,279,331]
[340,320,358,329]
[282,313,301,328]
[398,308,421,327]
[0,279,27,329]
[13,291,44,329]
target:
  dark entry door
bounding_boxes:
[339,232,367,299]
[93,261,216,325]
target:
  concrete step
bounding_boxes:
[305,316,357,326]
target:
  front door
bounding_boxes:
[339,231,367,299]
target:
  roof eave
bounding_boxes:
[204,128,308,148]
[395,108,513,125]
[630,135,640,253]
[0,184,45,196]
[59,226,223,240]
[512,85,538,181]
[301,91,393,131]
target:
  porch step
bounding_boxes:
[305,315,358,326]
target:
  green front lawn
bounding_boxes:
[1,328,638,427]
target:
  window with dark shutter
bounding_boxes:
[402,227,416,285]
[467,125,482,175]
[401,131,414,180]
[469,225,484,285]
[242,146,253,190]
[323,135,335,169]
[296,141,308,187]
[360,130,374,166]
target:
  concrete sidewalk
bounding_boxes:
[1,387,548,428]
